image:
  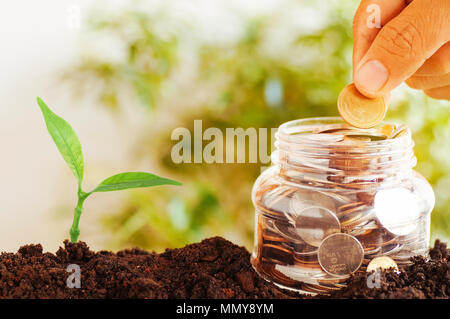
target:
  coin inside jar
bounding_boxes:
[366,256,399,272]
[318,233,364,276]
[345,134,386,141]
[272,220,305,244]
[380,123,396,138]
[294,206,341,247]
[342,135,372,143]
[290,190,336,216]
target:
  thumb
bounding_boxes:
[354,0,450,98]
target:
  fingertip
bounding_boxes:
[354,59,389,98]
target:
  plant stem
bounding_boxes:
[69,191,89,243]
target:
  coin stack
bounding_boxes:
[251,123,431,294]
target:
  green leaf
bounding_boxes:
[92,172,181,193]
[37,97,84,186]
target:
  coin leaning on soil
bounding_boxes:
[337,83,387,129]
[366,256,399,272]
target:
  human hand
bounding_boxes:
[353,0,450,101]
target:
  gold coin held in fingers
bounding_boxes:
[318,233,364,276]
[337,83,387,129]
[366,256,399,273]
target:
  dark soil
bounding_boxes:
[0,237,448,299]
[324,239,449,299]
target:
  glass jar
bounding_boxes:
[251,117,435,294]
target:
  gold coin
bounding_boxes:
[380,124,396,138]
[366,256,399,272]
[343,135,372,143]
[337,83,387,129]
[318,233,364,276]
[345,134,386,141]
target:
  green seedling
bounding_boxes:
[37,97,181,243]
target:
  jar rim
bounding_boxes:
[274,117,416,183]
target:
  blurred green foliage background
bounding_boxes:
[66,0,450,251]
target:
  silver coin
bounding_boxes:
[318,233,364,276]
[275,264,322,285]
[272,220,305,244]
[294,206,341,247]
[281,240,317,255]
[381,243,402,256]
[258,187,298,220]
[290,189,336,217]
[289,189,314,217]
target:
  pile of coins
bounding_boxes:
[251,123,432,294]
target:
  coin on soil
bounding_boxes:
[318,233,364,276]
[366,256,399,272]
[337,83,387,129]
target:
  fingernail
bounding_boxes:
[355,60,389,94]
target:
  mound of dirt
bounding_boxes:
[0,237,447,299]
